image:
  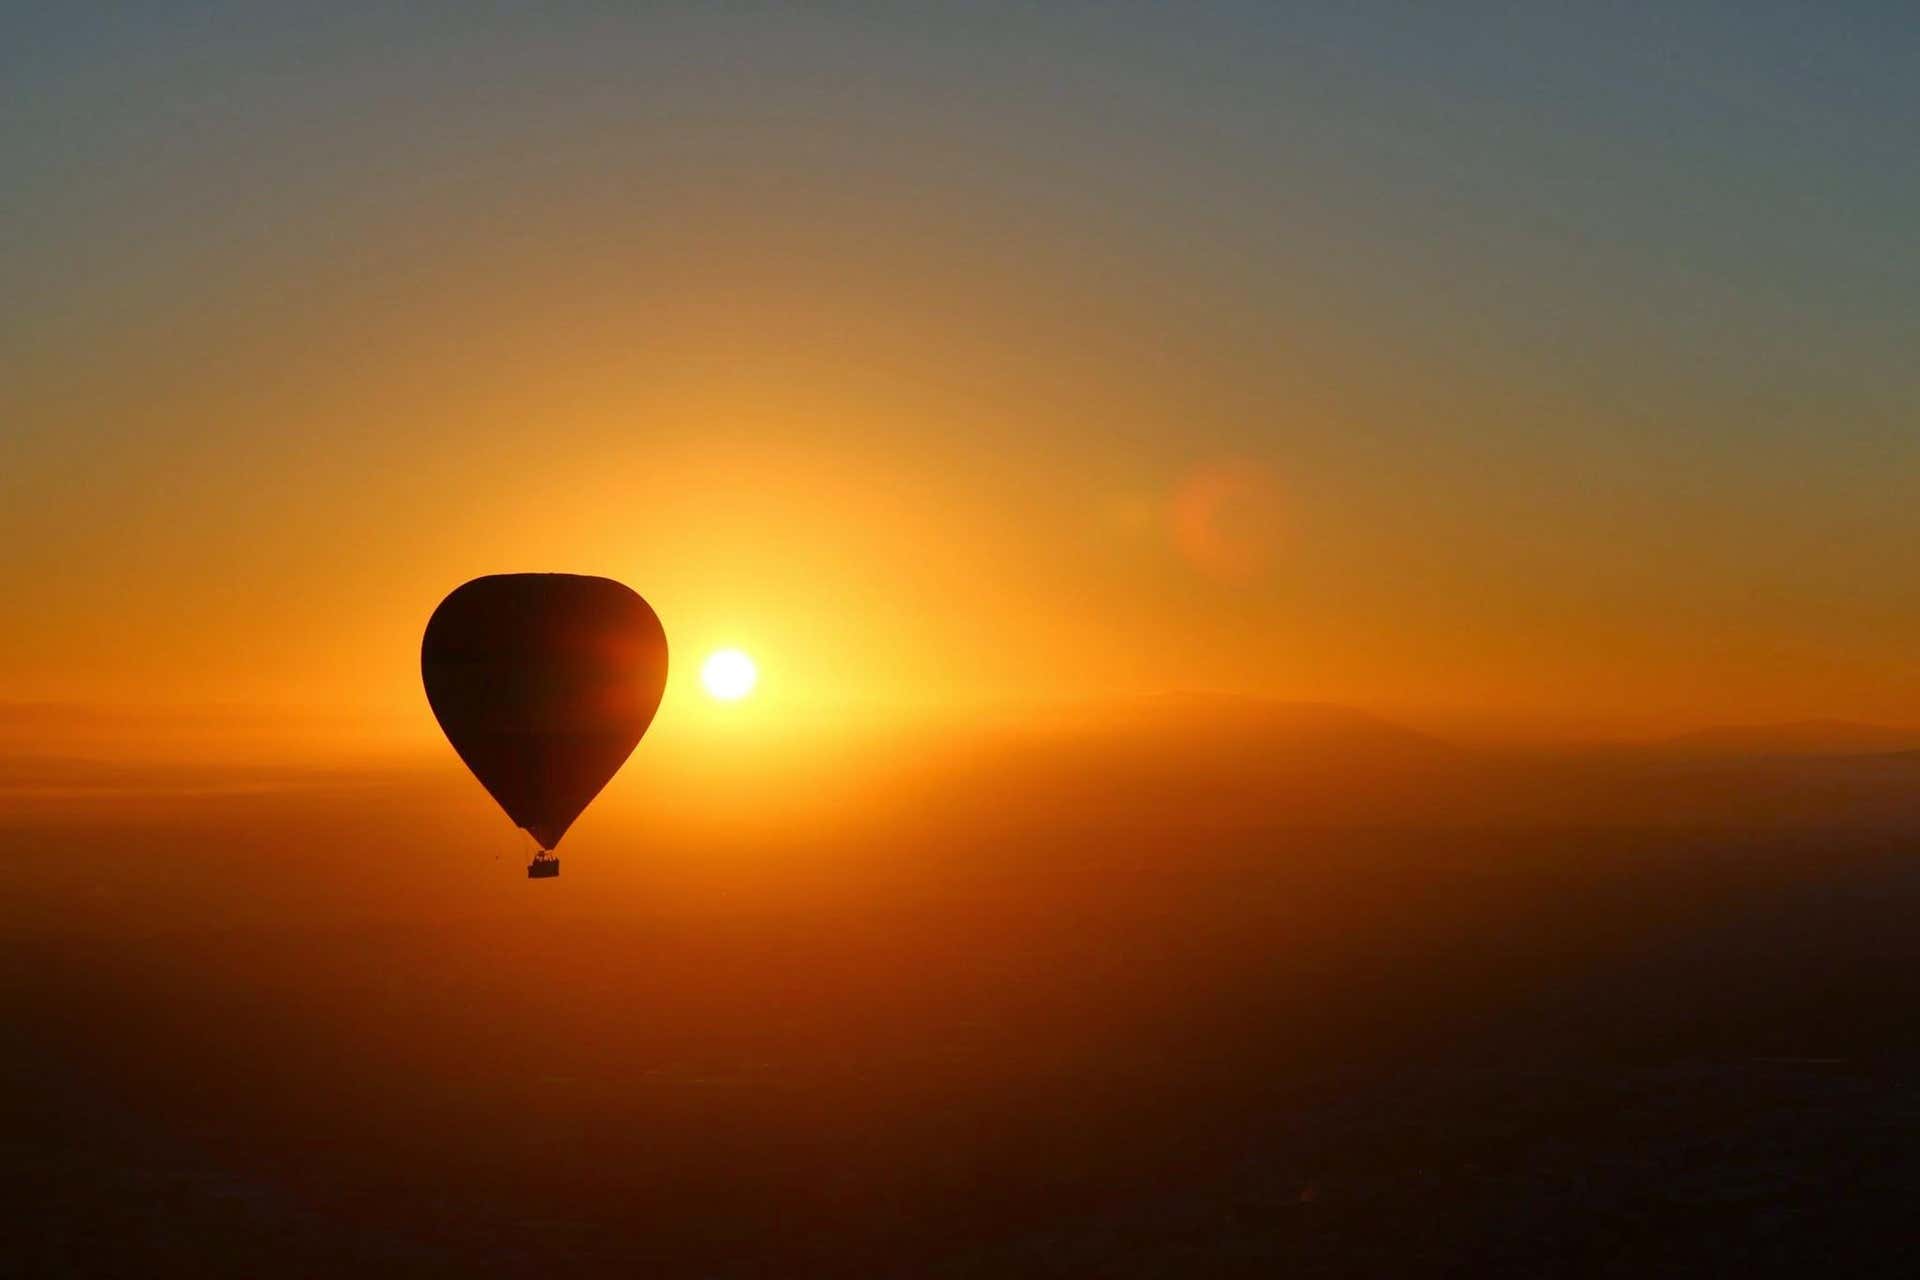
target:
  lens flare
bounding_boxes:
[1170,461,1284,584]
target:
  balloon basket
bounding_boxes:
[528,855,560,880]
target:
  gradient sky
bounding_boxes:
[6,2,1919,754]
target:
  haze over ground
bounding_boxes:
[10,709,1920,1274]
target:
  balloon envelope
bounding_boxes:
[421,574,668,850]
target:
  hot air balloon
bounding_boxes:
[422,574,668,878]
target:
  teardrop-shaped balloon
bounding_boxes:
[422,574,668,851]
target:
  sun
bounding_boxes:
[700,648,758,701]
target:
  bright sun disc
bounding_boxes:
[701,648,758,700]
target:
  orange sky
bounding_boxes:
[6,6,1919,763]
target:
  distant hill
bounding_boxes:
[1035,693,1455,763]
[1652,720,1920,758]
[0,754,375,800]
[918,695,1472,832]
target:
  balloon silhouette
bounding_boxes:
[422,574,668,864]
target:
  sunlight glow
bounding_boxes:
[701,648,758,701]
